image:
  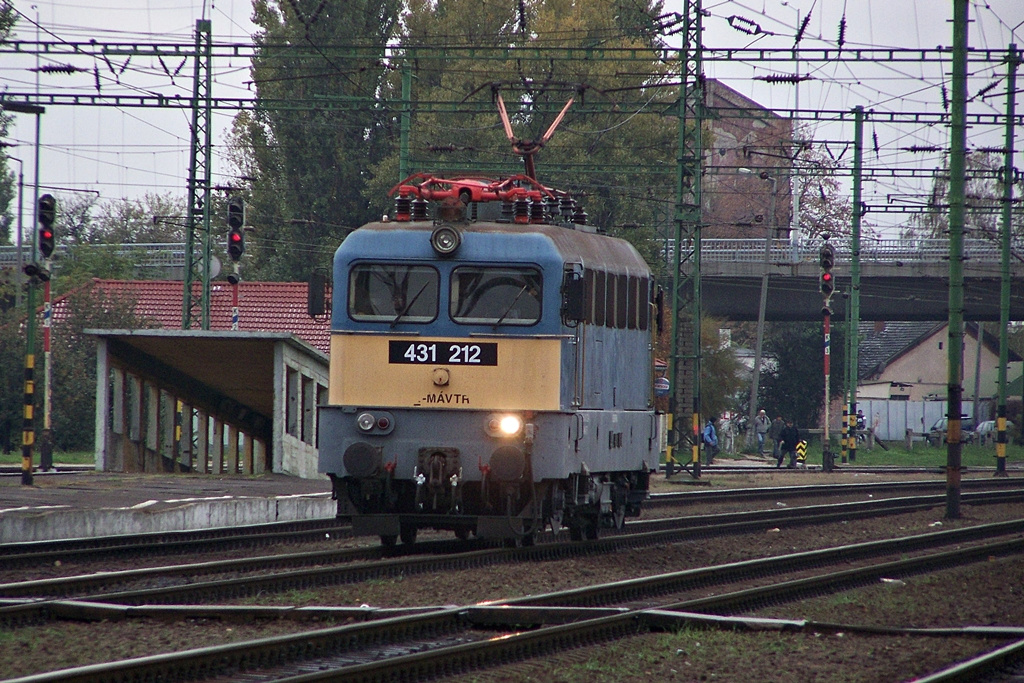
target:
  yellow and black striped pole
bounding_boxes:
[840,406,848,463]
[21,282,37,486]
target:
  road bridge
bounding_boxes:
[3,238,1021,322]
[686,238,1024,322]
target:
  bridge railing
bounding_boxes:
[682,238,1019,264]
[0,243,187,269]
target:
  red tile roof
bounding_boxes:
[66,280,332,354]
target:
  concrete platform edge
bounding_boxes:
[0,494,335,543]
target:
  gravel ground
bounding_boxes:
[2,472,1023,681]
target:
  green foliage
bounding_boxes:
[701,317,746,419]
[0,2,15,245]
[371,0,677,235]
[55,246,145,292]
[759,320,846,429]
[231,0,404,282]
[55,193,185,246]
[0,283,154,454]
[51,286,154,451]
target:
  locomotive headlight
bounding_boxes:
[430,225,461,256]
[486,413,523,438]
[499,415,523,435]
[356,412,376,432]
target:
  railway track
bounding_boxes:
[7,523,1024,682]
[3,488,1024,621]
[5,477,1021,569]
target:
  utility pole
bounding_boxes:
[3,102,46,486]
[945,0,968,519]
[995,44,1019,477]
[182,19,213,330]
[848,106,864,463]
[819,240,836,471]
[668,0,705,479]
[746,173,776,451]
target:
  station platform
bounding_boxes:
[0,468,334,544]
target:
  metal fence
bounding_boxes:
[662,237,1021,265]
[2,237,1017,273]
[0,243,186,270]
[855,398,999,442]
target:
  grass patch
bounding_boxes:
[0,450,95,465]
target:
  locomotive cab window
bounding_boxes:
[450,266,542,326]
[348,263,439,323]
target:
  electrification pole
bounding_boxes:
[995,44,1019,477]
[945,0,969,519]
[848,106,864,463]
[182,19,213,330]
[668,0,705,479]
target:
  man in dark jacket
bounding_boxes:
[778,419,800,468]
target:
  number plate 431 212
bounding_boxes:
[389,341,498,366]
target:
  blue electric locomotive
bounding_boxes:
[318,178,660,545]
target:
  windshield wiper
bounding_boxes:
[390,281,430,328]
[492,284,530,328]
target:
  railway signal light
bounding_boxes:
[38,194,56,259]
[226,196,245,261]
[819,243,835,299]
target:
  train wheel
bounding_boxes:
[568,523,583,542]
[380,534,397,547]
[400,526,417,545]
[455,527,471,541]
[521,532,535,547]
[585,523,599,541]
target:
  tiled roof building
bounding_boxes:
[54,279,331,354]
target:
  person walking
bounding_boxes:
[754,409,771,455]
[720,415,735,454]
[778,418,800,468]
[768,415,784,460]
[702,417,720,465]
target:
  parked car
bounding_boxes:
[975,420,1015,445]
[926,416,976,447]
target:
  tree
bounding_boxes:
[0,282,154,454]
[362,0,679,254]
[48,285,154,451]
[759,320,846,431]
[17,193,186,292]
[699,317,746,419]
[905,151,1022,240]
[0,1,18,245]
[228,0,403,282]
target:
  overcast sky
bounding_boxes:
[2,0,1022,238]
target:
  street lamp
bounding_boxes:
[742,169,778,450]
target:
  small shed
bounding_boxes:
[89,329,328,478]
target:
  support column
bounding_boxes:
[995,44,1019,477]
[945,0,969,519]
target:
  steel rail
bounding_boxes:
[269,537,1024,683]
[0,518,351,567]
[9,531,1022,683]
[2,489,1023,631]
[646,476,1024,506]
[913,637,1024,682]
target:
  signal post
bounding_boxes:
[819,240,835,472]
[226,196,246,329]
